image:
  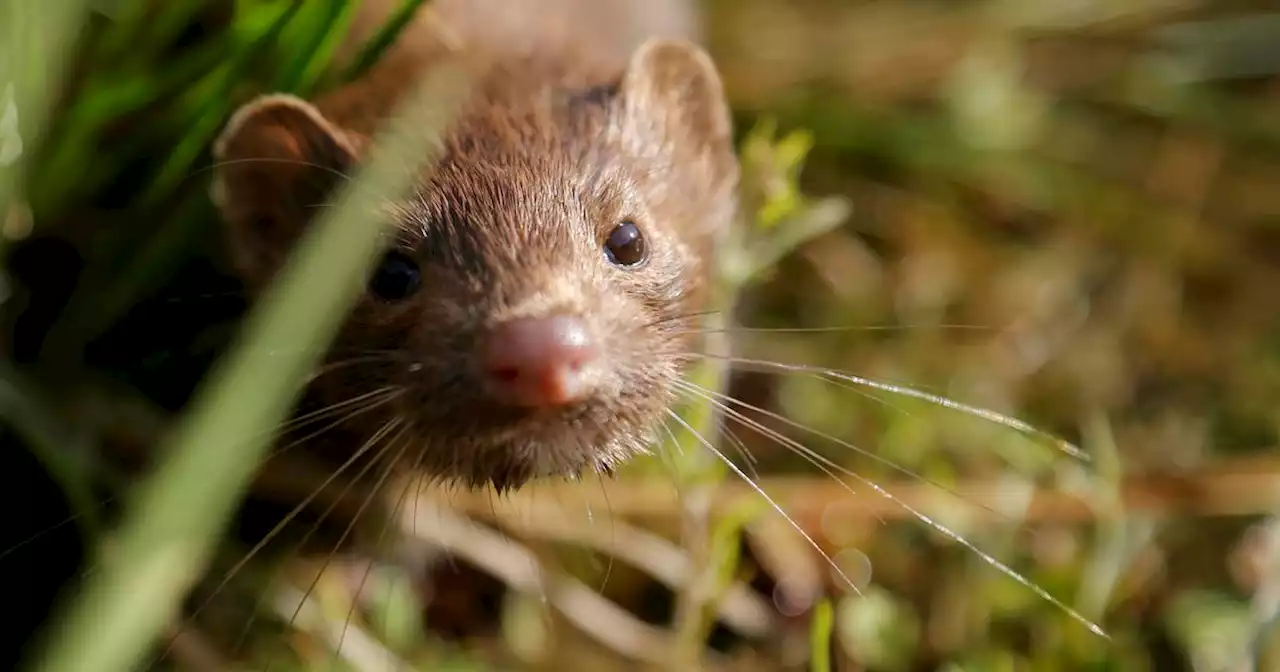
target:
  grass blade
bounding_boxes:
[810,598,834,672]
[0,0,92,248]
[340,0,433,83]
[24,62,469,672]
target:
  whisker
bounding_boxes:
[197,157,355,183]
[332,430,424,667]
[660,420,685,460]
[303,356,404,383]
[696,354,1091,463]
[645,309,721,331]
[673,382,1109,639]
[663,407,863,595]
[156,418,410,669]
[273,386,402,436]
[595,471,617,594]
[330,432,414,665]
[682,323,995,336]
[675,380,885,550]
[261,389,404,465]
[675,379,1014,524]
[198,418,410,622]
[235,345,410,364]
[675,379,892,530]
[721,421,758,470]
[0,497,113,563]
[677,380,759,471]
[279,425,413,657]
[230,422,409,664]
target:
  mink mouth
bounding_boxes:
[411,415,641,489]
[428,405,632,453]
[404,391,600,432]
[391,391,658,488]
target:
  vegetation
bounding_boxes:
[3,1,1279,670]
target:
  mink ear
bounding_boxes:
[619,39,738,237]
[620,39,733,153]
[210,94,360,287]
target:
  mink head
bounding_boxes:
[210,39,738,490]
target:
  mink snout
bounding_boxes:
[478,313,602,407]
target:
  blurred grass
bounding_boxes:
[0,1,91,251]
[4,0,1280,670]
[27,58,469,672]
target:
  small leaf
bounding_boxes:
[837,588,920,671]
[810,598,834,672]
[501,591,551,665]
[364,564,425,654]
[745,195,852,282]
[775,129,815,179]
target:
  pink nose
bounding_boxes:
[480,315,600,407]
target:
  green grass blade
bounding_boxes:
[340,0,432,83]
[277,0,359,95]
[810,598,834,672]
[0,0,92,248]
[23,62,470,672]
[31,0,310,363]
[140,0,307,207]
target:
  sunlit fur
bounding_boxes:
[212,43,737,492]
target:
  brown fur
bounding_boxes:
[210,1,738,493]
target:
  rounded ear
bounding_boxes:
[619,38,735,175]
[210,94,360,287]
[618,39,738,242]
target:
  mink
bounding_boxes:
[210,0,739,494]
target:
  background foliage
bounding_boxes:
[3,0,1280,670]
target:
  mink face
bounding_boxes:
[211,42,738,490]
[323,86,714,488]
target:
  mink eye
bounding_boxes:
[369,250,421,301]
[603,221,647,267]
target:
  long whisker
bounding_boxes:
[302,356,403,384]
[0,498,113,563]
[644,309,721,331]
[272,386,402,437]
[660,420,685,461]
[230,420,411,664]
[333,430,425,667]
[674,382,890,534]
[154,416,409,669]
[195,417,411,622]
[720,421,758,471]
[683,323,995,336]
[279,425,413,658]
[675,381,882,564]
[198,157,355,183]
[595,471,618,594]
[675,379,1014,524]
[674,381,1109,639]
[262,389,404,464]
[695,354,1090,463]
[663,407,863,595]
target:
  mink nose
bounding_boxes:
[480,315,600,407]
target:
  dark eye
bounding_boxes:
[603,221,647,267]
[369,250,421,301]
